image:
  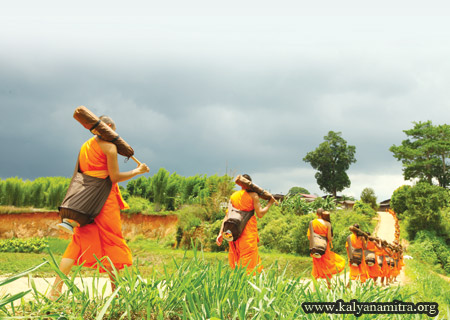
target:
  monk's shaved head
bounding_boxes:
[100,115,116,130]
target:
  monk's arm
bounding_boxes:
[216,211,228,246]
[103,142,149,183]
[326,221,332,242]
[250,193,275,218]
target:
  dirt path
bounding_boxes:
[375,211,408,285]
[0,276,113,304]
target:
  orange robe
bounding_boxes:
[63,137,132,271]
[366,241,382,278]
[227,190,262,273]
[378,248,389,278]
[307,219,345,279]
[392,253,400,277]
[346,234,369,282]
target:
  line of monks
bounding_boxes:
[307,209,405,289]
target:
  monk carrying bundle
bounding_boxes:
[58,106,142,234]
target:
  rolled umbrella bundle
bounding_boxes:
[234,175,280,203]
[73,106,140,164]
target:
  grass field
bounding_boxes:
[0,237,312,279]
[1,237,449,319]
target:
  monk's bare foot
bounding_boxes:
[47,287,62,301]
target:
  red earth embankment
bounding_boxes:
[0,212,178,240]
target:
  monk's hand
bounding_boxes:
[216,233,223,246]
[137,163,150,174]
[269,196,277,205]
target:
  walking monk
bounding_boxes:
[48,116,149,299]
[307,209,345,289]
[216,174,275,274]
[365,235,383,285]
[346,224,369,286]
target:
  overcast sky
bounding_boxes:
[1,1,450,201]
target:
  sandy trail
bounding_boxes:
[374,211,408,285]
[0,275,113,304]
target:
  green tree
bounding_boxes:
[303,131,356,197]
[287,186,310,196]
[390,121,450,188]
[390,185,411,216]
[402,182,449,239]
[360,187,378,210]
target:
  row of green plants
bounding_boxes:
[0,177,70,210]
[0,249,416,320]
[0,169,235,212]
[0,238,48,254]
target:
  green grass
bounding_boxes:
[0,238,312,279]
[400,258,450,317]
[1,248,413,320]
[1,238,448,319]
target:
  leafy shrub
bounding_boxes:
[328,209,374,255]
[122,196,153,214]
[176,205,209,248]
[0,238,47,253]
[259,214,301,253]
[410,230,450,275]
[390,185,411,216]
[311,196,336,211]
[353,200,377,217]
[290,212,317,255]
[280,194,313,215]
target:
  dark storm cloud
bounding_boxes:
[2,2,450,201]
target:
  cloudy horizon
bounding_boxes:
[2,1,450,201]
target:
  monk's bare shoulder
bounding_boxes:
[248,191,259,200]
[96,137,117,155]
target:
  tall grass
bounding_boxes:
[0,248,423,319]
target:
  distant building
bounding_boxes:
[339,200,355,210]
[299,193,318,203]
[379,199,391,211]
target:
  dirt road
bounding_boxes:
[375,211,408,285]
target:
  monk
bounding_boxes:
[378,246,391,286]
[48,116,149,299]
[216,174,275,274]
[346,224,369,286]
[307,209,345,289]
[365,235,383,285]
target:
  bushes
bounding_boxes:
[353,200,377,217]
[327,209,374,255]
[410,230,450,275]
[290,213,317,255]
[259,211,302,253]
[122,196,153,214]
[0,238,47,253]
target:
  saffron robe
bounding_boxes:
[63,137,132,271]
[307,219,345,279]
[366,241,382,278]
[346,233,369,282]
[227,190,263,274]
